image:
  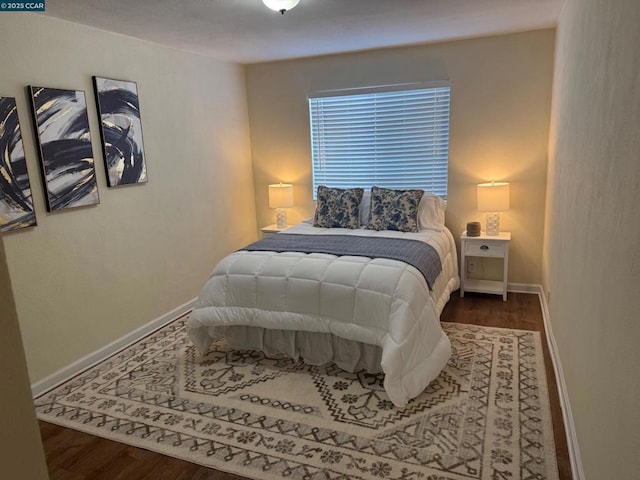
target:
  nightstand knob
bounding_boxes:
[480,245,489,250]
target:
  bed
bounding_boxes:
[187,187,460,407]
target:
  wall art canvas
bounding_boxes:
[29,86,99,211]
[93,77,147,187]
[0,96,36,232]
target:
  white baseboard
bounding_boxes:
[512,285,585,480]
[507,282,541,294]
[536,286,585,480]
[31,298,197,398]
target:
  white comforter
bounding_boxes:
[187,223,460,407]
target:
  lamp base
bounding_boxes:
[485,212,501,236]
[276,208,288,229]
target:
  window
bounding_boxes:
[309,83,451,199]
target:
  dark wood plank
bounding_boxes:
[39,292,571,480]
[90,446,162,480]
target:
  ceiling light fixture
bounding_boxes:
[262,0,300,15]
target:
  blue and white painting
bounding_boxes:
[93,77,147,187]
[29,86,99,211]
[0,96,36,232]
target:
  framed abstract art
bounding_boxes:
[28,86,100,211]
[0,96,36,232]
[93,77,147,187]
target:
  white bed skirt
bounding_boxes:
[198,325,384,373]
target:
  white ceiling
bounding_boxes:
[43,0,563,64]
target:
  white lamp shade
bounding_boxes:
[268,183,294,208]
[477,182,510,212]
[262,0,300,12]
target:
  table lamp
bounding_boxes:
[268,183,294,229]
[477,181,509,236]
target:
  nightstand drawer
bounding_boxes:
[465,241,505,257]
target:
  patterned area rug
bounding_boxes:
[36,317,559,480]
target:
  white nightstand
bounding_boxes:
[260,224,287,238]
[460,231,511,301]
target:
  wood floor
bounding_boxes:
[39,292,572,480]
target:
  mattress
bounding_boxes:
[187,223,460,407]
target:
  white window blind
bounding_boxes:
[309,83,450,200]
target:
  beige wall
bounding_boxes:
[246,29,555,285]
[0,240,49,480]
[0,14,257,383]
[544,0,640,478]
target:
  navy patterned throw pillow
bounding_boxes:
[313,186,364,229]
[367,186,425,232]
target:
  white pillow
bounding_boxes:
[418,192,446,231]
[359,189,445,231]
